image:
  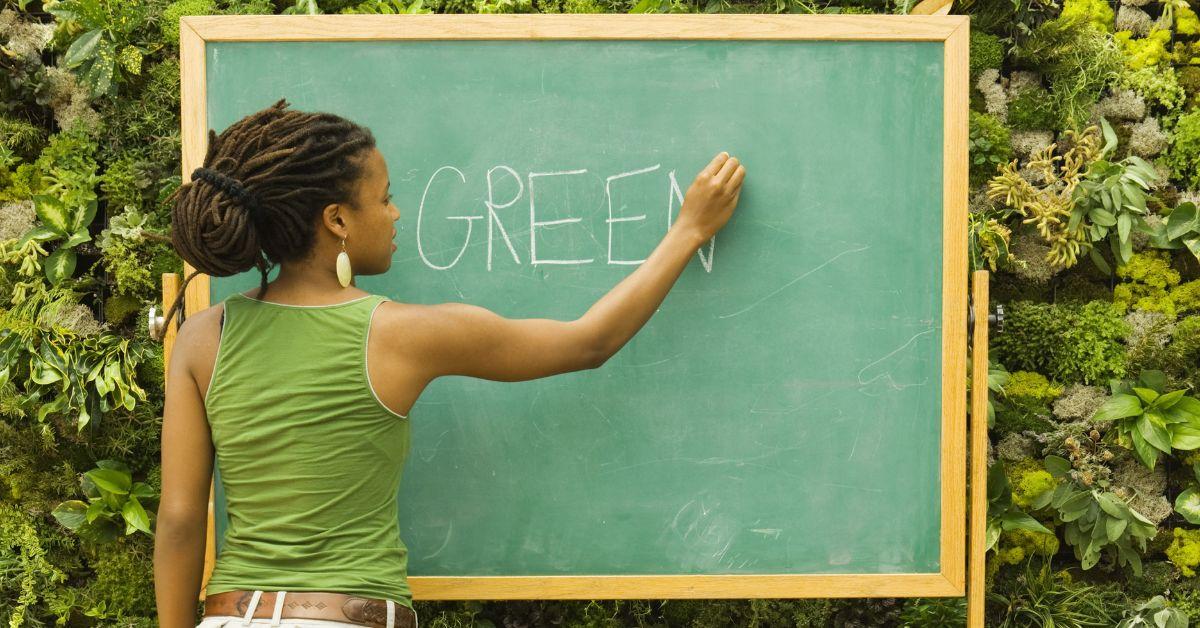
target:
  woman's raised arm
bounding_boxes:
[407,151,745,383]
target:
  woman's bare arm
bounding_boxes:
[155,309,221,628]
[410,151,745,383]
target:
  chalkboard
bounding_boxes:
[184,15,969,599]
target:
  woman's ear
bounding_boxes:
[322,203,349,239]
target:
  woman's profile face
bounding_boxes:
[347,146,400,275]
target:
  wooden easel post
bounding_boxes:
[968,268,990,626]
[160,265,216,604]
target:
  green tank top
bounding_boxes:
[202,291,414,611]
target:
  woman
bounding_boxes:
[154,98,745,628]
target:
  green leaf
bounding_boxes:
[1050,482,1075,509]
[122,498,151,536]
[1060,492,1092,521]
[1069,205,1086,232]
[1106,515,1127,541]
[1167,202,1199,240]
[1001,510,1052,534]
[63,229,91,247]
[1162,403,1195,424]
[1089,246,1112,275]
[63,28,104,68]
[44,247,76,285]
[1139,370,1168,391]
[1100,117,1118,156]
[1092,206,1117,226]
[1153,389,1187,410]
[1170,424,1200,450]
[1118,211,1131,243]
[986,520,1002,552]
[17,225,61,246]
[96,459,131,473]
[130,482,156,499]
[86,469,131,495]
[33,194,71,235]
[1097,492,1127,518]
[51,500,89,530]
[85,499,107,523]
[1120,180,1141,203]
[1094,394,1143,421]
[1129,502,1156,526]
[70,198,98,234]
[987,462,1010,504]
[1045,455,1071,478]
[44,0,81,21]
[36,394,68,423]
[1172,396,1200,420]
[1184,235,1200,265]
[1175,487,1200,524]
[1133,387,1161,405]
[1131,427,1160,469]
[1030,485,1056,510]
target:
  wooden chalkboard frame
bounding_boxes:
[175,13,970,604]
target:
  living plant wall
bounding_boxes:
[2,0,1200,625]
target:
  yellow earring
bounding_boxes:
[336,237,352,287]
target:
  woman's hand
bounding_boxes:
[675,151,746,244]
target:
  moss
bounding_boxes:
[1004,371,1065,408]
[1167,527,1200,577]
[160,0,219,44]
[134,340,165,392]
[1175,1,1200,35]
[969,110,1014,188]
[1180,66,1200,109]
[993,300,1129,386]
[99,150,155,213]
[970,31,1005,78]
[1008,84,1061,131]
[1007,457,1058,508]
[1170,279,1200,317]
[1119,65,1189,111]
[996,371,1066,437]
[1055,273,1114,305]
[1115,28,1174,71]
[1126,560,1181,601]
[103,293,143,327]
[80,541,157,620]
[992,265,1055,303]
[0,501,71,627]
[1174,587,1200,623]
[1114,250,1184,317]
[1060,0,1114,32]
[1010,15,1123,132]
[997,527,1061,566]
[995,406,1057,436]
[1125,315,1200,393]
[656,598,840,628]
[1163,109,1200,190]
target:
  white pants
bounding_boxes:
[195,590,418,628]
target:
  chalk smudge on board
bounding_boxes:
[420,521,453,560]
[749,528,782,539]
[419,430,452,463]
[855,327,936,395]
[822,481,884,494]
[716,243,872,319]
[585,397,613,427]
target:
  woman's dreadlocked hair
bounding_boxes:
[160,98,376,338]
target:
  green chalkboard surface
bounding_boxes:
[206,38,946,578]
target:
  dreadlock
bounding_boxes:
[160,98,376,338]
